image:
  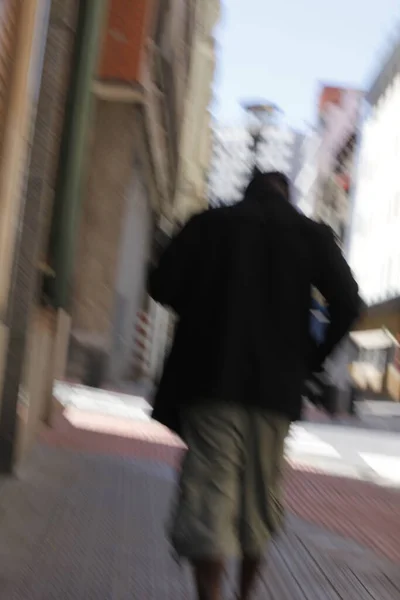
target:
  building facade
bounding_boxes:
[173,0,220,223]
[0,0,49,472]
[350,59,400,306]
[208,122,297,206]
[67,0,199,386]
[0,0,206,471]
[348,38,400,402]
[0,0,107,472]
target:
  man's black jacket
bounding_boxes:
[148,193,361,435]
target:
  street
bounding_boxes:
[288,421,400,485]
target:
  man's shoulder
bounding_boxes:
[188,205,336,241]
[299,215,336,243]
[177,208,228,240]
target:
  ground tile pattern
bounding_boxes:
[286,467,400,564]
[0,446,400,599]
[41,409,400,564]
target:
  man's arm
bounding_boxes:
[148,215,201,314]
[311,225,362,371]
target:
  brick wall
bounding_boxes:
[32,1,80,272]
[0,0,80,470]
[0,0,20,158]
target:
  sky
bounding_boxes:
[213,0,400,130]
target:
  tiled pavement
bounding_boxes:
[40,407,400,564]
[0,406,400,598]
[1,445,400,599]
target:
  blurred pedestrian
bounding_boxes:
[148,170,361,600]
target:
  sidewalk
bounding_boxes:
[0,404,400,598]
[58,380,400,432]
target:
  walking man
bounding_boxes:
[149,171,361,600]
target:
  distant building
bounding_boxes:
[295,87,363,412]
[68,0,199,386]
[294,130,321,215]
[307,86,363,249]
[208,123,298,206]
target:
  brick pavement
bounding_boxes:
[41,406,400,564]
[0,406,398,597]
[1,444,400,599]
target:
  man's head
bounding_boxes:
[244,170,290,203]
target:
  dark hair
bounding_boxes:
[244,170,290,202]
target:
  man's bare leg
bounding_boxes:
[192,559,225,600]
[238,556,262,600]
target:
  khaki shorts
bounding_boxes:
[168,402,290,560]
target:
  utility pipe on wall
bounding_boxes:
[51,0,109,310]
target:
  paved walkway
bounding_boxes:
[0,401,400,598]
[42,405,400,562]
[1,444,400,599]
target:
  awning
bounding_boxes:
[350,328,399,350]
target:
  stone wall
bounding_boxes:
[0,0,20,157]
[69,100,139,381]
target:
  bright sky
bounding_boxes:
[213,0,400,130]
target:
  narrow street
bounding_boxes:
[0,384,400,598]
[287,419,400,485]
[0,1,399,598]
